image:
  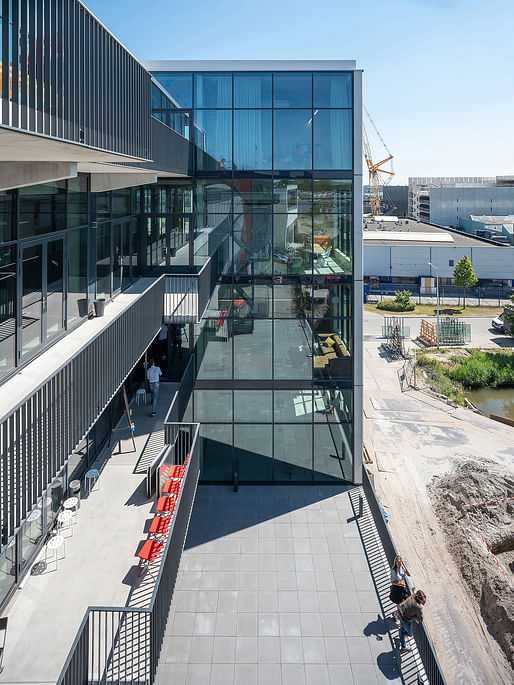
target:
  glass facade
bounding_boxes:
[148,69,356,483]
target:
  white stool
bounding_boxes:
[63,496,79,523]
[57,509,74,536]
[46,534,65,569]
[136,388,146,406]
[85,468,99,495]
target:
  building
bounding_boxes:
[0,0,363,617]
[459,215,514,245]
[408,176,514,226]
[364,217,514,288]
[363,185,408,217]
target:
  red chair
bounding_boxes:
[137,539,163,574]
[162,481,181,496]
[149,515,171,538]
[167,465,185,480]
[156,496,176,515]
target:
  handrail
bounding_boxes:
[361,468,447,685]
[56,413,200,685]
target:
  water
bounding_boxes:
[468,386,514,422]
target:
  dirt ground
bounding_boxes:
[429,461,514,668]
[364,311,514,685]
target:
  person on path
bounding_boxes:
[398,589,426,655]
[146,359,162,416]
[389,555,411,626]
[171,325,183,361]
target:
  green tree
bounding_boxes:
[394,289,414,309]
[453,255,478,308]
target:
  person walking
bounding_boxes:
[389,555,411,626]
[397,590,426,655]
[146,359,162,416]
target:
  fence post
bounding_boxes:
[498,287,501,307]
[478,286,480,306]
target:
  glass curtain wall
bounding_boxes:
[154,70,355,483]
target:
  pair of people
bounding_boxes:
[389,555,427,655]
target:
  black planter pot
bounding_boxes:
[94,299,106,317]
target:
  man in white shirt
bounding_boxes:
[146,359,162,416]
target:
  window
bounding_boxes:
[449,259,454,266]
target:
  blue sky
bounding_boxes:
[86,0,514,184]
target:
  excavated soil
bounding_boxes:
[429,460,514,668]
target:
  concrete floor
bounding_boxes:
[156,485,403,685]
[0,383,177,685]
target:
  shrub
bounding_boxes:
[394,289,414,309]
[377,299,415,312]
[448,350,514,388]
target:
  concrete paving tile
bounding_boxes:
[235,636,258,663]
[348,555,369,574]
[210,663,235,685]
[183,553,205,572]
[337,591,362,613]
[277,554,296,571]
[300,612,323,636]
[275,522,292,537]
[174,590,198,612]
[281,663,306,685]
[219,571,239,590]
[324,637,350,663]
[215,612,237,636]
[350,663,378,685]
[334,571,356,591]
[313,554,333,572]
[235,663,258,685]
[308,523,325,539]
[305,663,330,685]
[240,571,260,590]
[197,590,219,613]
[237,612,258,636]
[165,636,192,663]
[239,590,259,612]
[278,537,294,553]
[318,591,341,613]
[352,572,375,592]
[222,537,242,554]
[295,554,314,572]
[279,612,301,636]
[218,590,239,612]
[258,612,280,636]
[297,591,319,612]
[327,664,354,684]
[341,613,365,637]
[374,663,402,683]
[357,591,381,613]
[326,538,348,554]
[366,635,396,663]
[258,540,277,555]
[159,663,187,685]
[315,571,336,592]
[280,636,304,663]
[303,636,327,663]
[345,539,366,555]
[296,572,317,591]
[172,612,196,636]
[321,613,344,637]
[292,523,309,537]
[279,591,300,612]
[193,612,217,636]
[277,571,297,590]
[257,663,281,685]
[212,636,236,663]
[306,510,324,524]
[258,590,279,612]
[345,636,373,664]
[258,550,277,568]
[186,663,211,685]
[293,538,311,554]
[259,571,278,590]
[240,553,259,571]
[221,553,241,572]
[200,571,221,590]
[330,554,351,573]
[258,636,281,663]
[189,636,214,663]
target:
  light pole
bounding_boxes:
[428,262,440,347]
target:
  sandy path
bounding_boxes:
[363,313,513,685]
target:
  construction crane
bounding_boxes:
[363,107,394,217]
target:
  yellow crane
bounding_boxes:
[363,107,394,217]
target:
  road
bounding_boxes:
[363,310,514,685]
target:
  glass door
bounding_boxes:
[21,237,65,358]
[112,219,131,292]
[166,214,191,267]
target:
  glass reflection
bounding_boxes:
[273,319,312,380]
[314,109,352,169]
[313,72,352,108]
[234,391,272,422]
[46,240,64,340]
[194,73,232,108]
[96,223,111,298]
[195,110,232,171]
[234,318,272,379]
[233,110,272,170]
[234,73,272,108]
[273,73,312,108]
[195,318,232,380]
[0,191,13,243]
[273,214,312,275]
[21,244,43,356]
[195,180,232,214]
[233,213,272,276]
[0,247,16,377]
[274,424,312,481]
[313,180,352,213]
[274,110,313,170]
[153,73,193,108]
[235,425,272,481]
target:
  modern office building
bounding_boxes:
[408,176,514,226]
[459,215,514,245]
[0,0,362,613]
[363,184,408,217]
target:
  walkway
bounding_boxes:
[157,484,403,685]
[0,383,176,685]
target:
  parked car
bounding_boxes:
[491,313,507,332]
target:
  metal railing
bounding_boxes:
[1,0,151,159]
[163,256,218,324]
[57,418,200,685]
[361,468,447,685]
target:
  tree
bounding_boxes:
[503,294,514,333]
[453,255,478,309]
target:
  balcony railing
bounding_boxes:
[57,418,200,685]
[163,256,218,323]
[0,0,151,159]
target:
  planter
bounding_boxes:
[77,298,89,318]
[94,299,106,317]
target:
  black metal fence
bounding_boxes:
[361,468,447,685]
[57,419,200,685]
[1,0,151,159]
[367,283,513,305]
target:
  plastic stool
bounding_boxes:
[136,389,146,406]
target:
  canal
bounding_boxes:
[468,386,514,422]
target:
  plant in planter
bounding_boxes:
[377,289,415,312]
